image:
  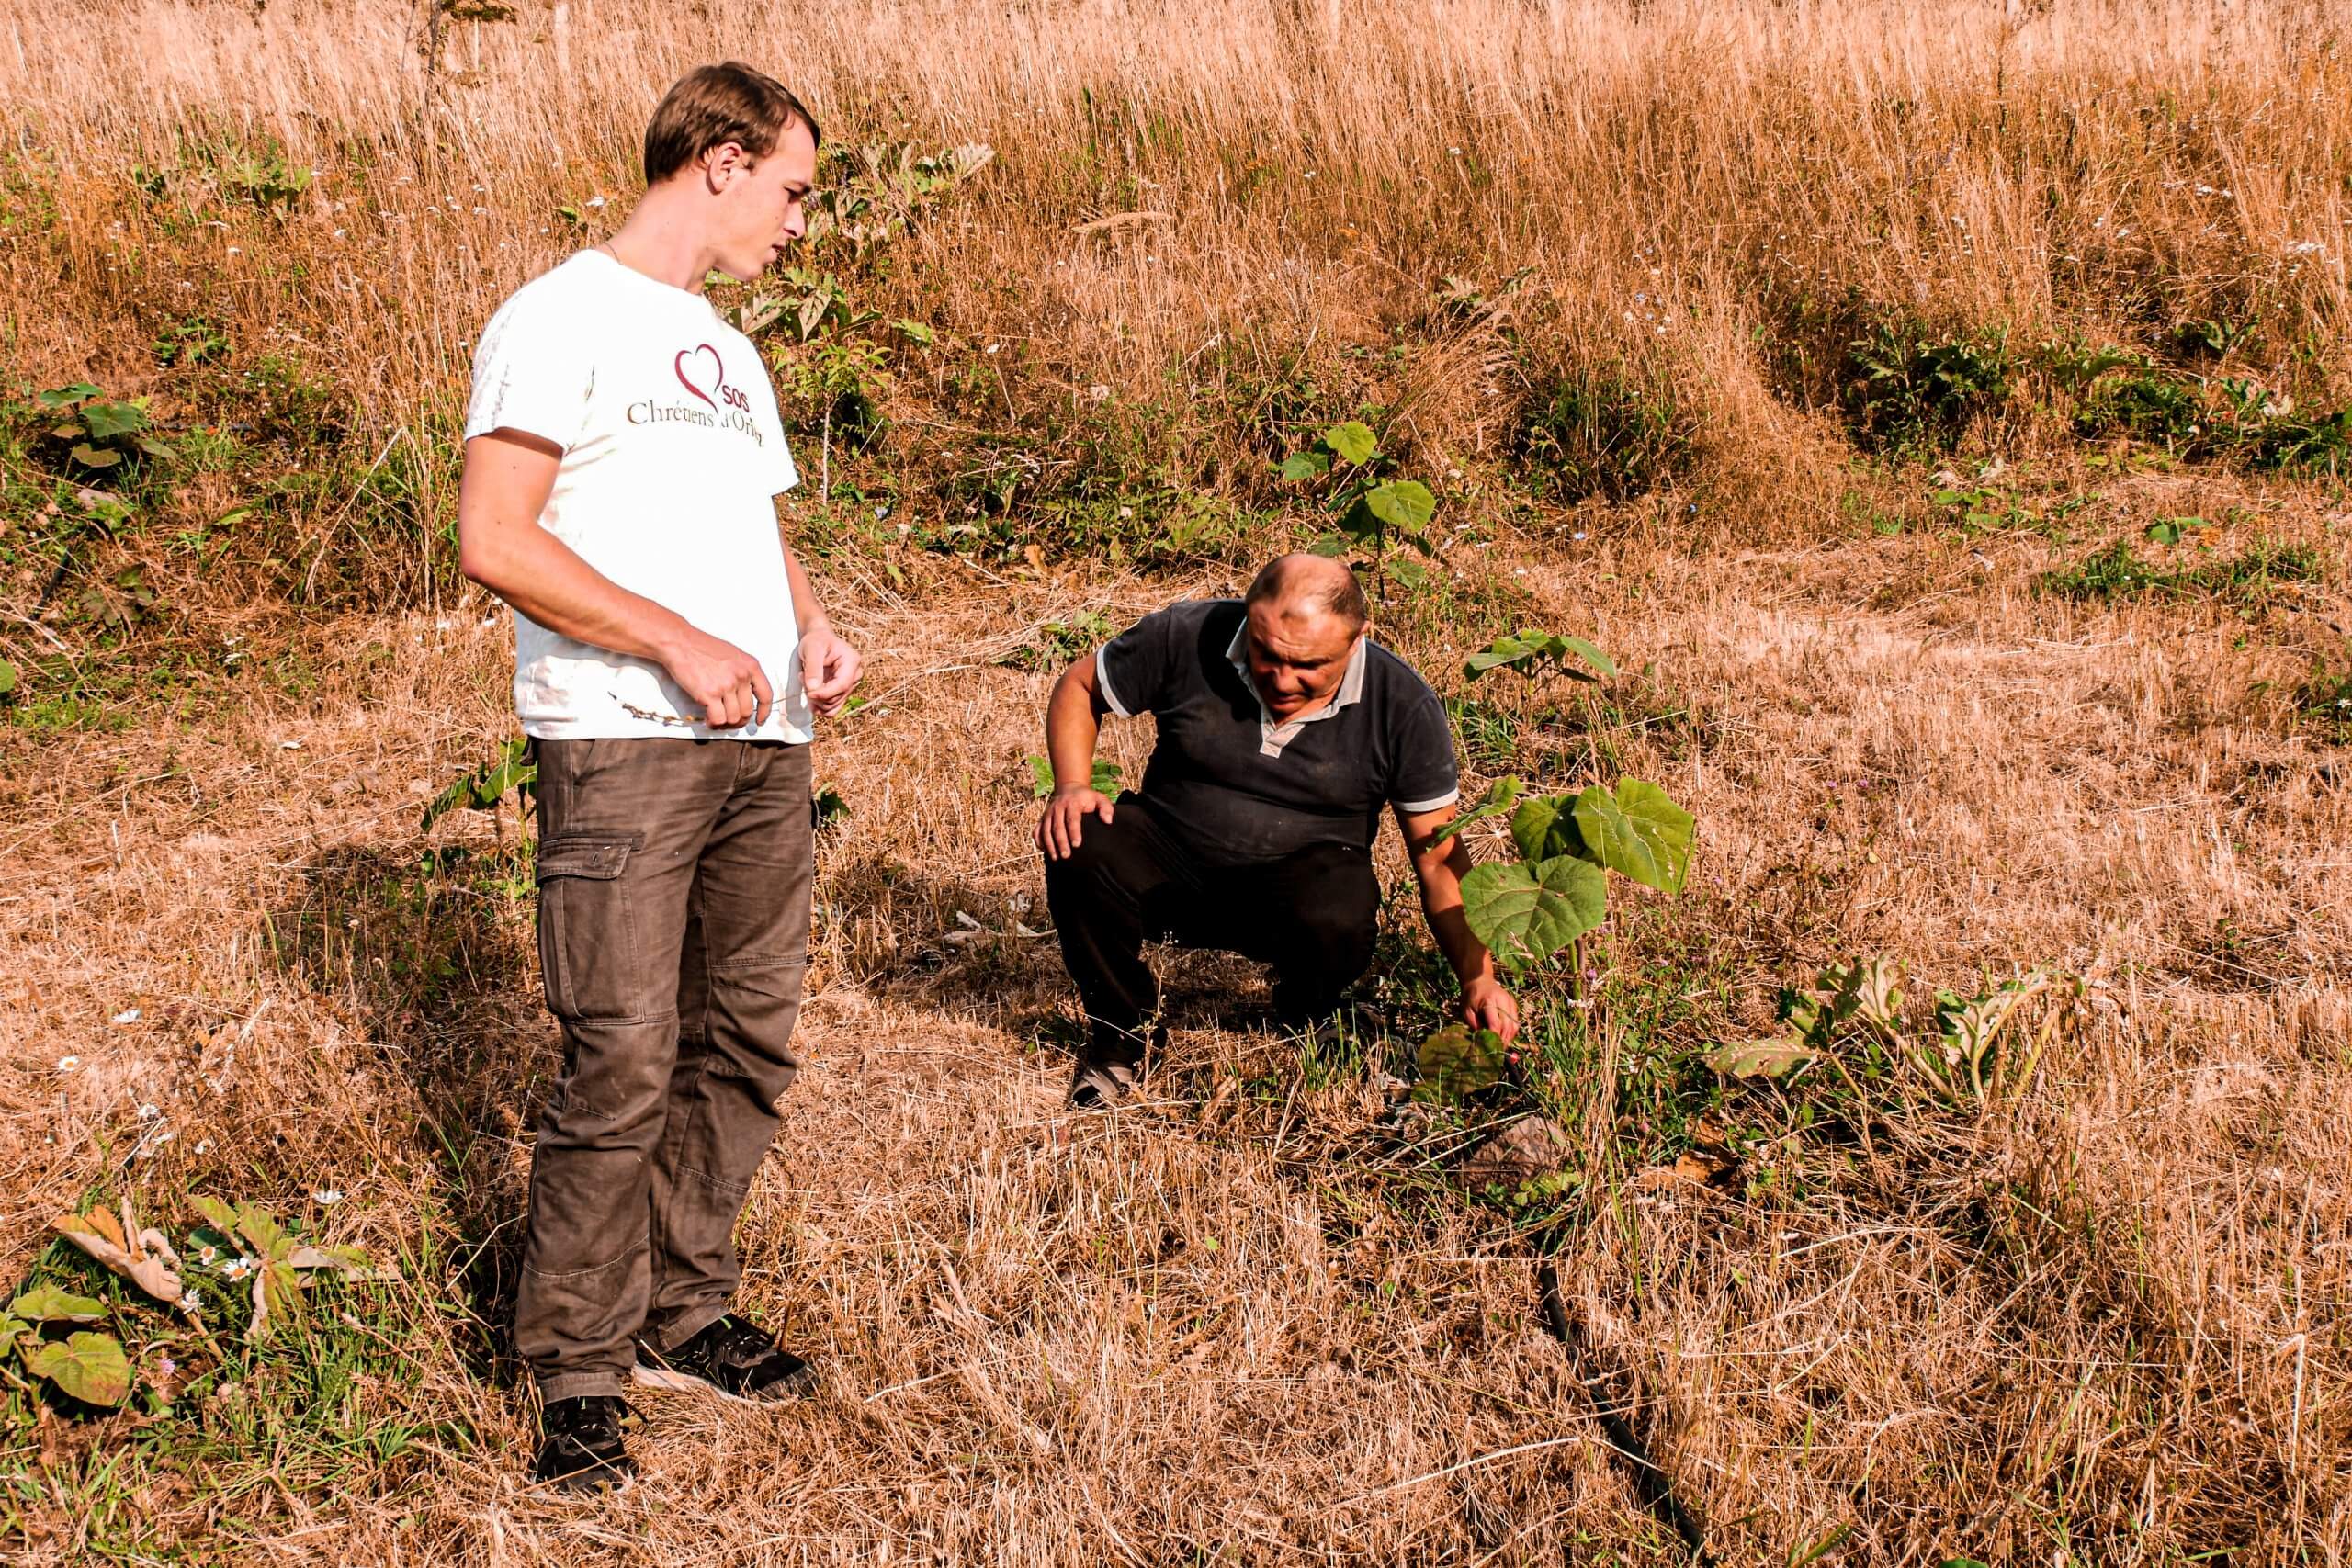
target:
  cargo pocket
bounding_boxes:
[535,833,640,1021]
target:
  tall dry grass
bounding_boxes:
[4,0,2349,578]
[0,1,2348,1563]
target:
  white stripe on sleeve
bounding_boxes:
[1396,788,1463,814]
[1094,645,1133,719]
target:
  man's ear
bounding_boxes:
[700,140,750,193]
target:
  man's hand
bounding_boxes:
[658,623,774,729]
[1036,786,1114,861]
[799,624,864,717]
[1458,975,1521,1046]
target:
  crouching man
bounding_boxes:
[1035,553,1520,1107]
[457,63,862,1490]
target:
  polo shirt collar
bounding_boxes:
[1226,619,1368,757]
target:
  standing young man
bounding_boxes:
[457,62,861,1491]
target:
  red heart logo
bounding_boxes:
[673,343,724,410]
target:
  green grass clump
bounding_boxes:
[2040,536,2322,614]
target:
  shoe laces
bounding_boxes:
[564,1395,629,1443]
[709,1315,778,1369]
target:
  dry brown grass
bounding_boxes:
[2,0,2351,1562]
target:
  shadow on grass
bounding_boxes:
[270,838,547,1391]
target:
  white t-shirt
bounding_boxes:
[463,250,812,743]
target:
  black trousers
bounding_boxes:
[1042,802,1380,1064]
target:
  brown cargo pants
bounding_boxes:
[514,736,813,1403]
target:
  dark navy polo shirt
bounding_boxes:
[1096,599,1460,866]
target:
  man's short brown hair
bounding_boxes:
[643,62,821,186]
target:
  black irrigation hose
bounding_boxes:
[1534,1252,1714,1565]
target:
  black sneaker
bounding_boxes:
[1067,1053,1139,1110]
[532,1395,637,1492]
[633,1314,818,1404]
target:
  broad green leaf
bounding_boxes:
[194,1197,288,1264]
[258,1258,304,1330]
[1508,793,1584,863]
[1460,854,1606,970]
[1359,479,1435,536]
[1828,957,1904,1034]
[1572,779,1693,895]
[421,776,476,831]
[286,1243,379,1279]
[8,1285,105,1324]
[70,444,121,468]
[890,318,936,345]
[0,1315,23,1356]
[26,1331,131,1406]
[38,382,101,407]
[79,401,149,440]
[1780,986,1830,1043]
[1278,451,1329,481]
[1705,1037,1821,1079]
[1463,634,1540,677]
[1464,630,1613,682]
[1321,420,1377,466]
[1384,556,1429,590]
[1025,755,1120,800]
[1411,1024,1510,1104]
[1556,636,1618,681]
[0,658,16,697]
[1425,776,1523,845]
[1305,532,1351,558]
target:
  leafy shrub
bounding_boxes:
[212,149,312,215]
[2073,369,2206,445]
[29,383,174,472]
[2060,356,2350,474]
[2296,660,2352,744]
[1841,321,2015,451]
[152,317,228,368]
[1463,630,1617,684]
[1026,755,1121,798]
[2041,536,2322,612]
[1708,955,2067,1108]
[806,141,995,258]
[1511,368,1692,501]
[420,738,535,832]
[2242,405,2352,475]
[1433,773,1693,972]
[1000,610,1113,671]
[1277,420,1440,592]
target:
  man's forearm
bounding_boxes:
[1046,669,1102,789]
[1423,892,1498,989]
[783,542,831,637]
[466,520,692,665]
[1413,833,1500,989]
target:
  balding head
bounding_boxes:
[1244,552,1369,630]
[1238,553,1367,720]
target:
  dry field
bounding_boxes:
[2,0,2350,1562]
